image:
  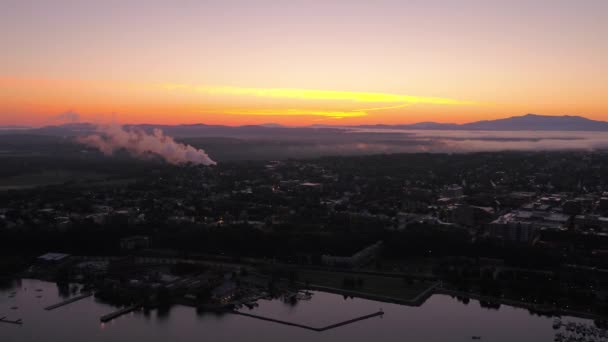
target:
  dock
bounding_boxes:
[0,317,23,325]
[100,303,142,323]
[317,311,384,331]
[229,310,383,332]
[44,293,93,310]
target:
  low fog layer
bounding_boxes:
[2,126,608,162]
[340,129,608,152]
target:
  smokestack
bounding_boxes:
[78,125,216,165]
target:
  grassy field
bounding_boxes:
[297,269,433,301]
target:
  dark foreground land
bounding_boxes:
[1,150,608,321]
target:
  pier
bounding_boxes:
[44,293,93,310]
[229,310,384,332]
[100,303,142,323]
[0,317,23,325]
[317,311,385,331]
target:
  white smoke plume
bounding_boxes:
[78,125,216,165]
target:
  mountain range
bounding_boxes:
[2,114,607,137]
[357,114,608,131]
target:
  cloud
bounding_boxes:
[162,84,478,118]
[221,108,367,118]
[221,104,413,118]
[165,84,477,105]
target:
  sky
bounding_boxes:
[1,0,607,126]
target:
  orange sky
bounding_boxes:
[1,1,607,126]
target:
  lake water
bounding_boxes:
[0,278,594,342]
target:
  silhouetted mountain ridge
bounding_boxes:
[2,114,607,137]
[358,114,608,131]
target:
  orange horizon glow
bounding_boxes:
[2,76,607,127]
[1,2,606,127]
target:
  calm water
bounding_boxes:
[0,278,592,342]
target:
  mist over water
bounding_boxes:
[17,125,607,162]
[347,129,608,153]
[175,129,608,161]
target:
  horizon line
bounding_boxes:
[2,113,602,129]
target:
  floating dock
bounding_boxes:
[44,293,93,310]
[317,311,384,331]
[230,310,383,332]
[0,317,23,325]
[100,303,142,323]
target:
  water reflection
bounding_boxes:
[479,300,501,310]
[156,304,172,320]
[56,282,70,298]
[0,278,601,342]
[0,278,20,290]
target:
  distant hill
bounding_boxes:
[358,114,608,131]
[359,122,460,130]
[0,125,31,130]
[2,114,607,137]
[0,122,345,139]
[461,114,608,131]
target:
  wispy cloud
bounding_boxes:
[356,103,413,112]
[165,84,477,105]
[221,108,367,118]
[163,84,478,118]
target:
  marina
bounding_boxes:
[1,279,605,342]
[230,309,384,332]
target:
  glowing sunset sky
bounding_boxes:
[1,0,607,126]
